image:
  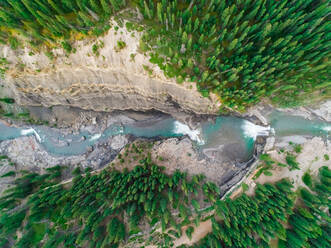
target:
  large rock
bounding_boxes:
[308,101,331,122]
[150,138,250,186]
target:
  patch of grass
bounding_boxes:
[324,154,329,161]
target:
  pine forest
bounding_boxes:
[0,0,330,110]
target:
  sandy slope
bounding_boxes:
[0,16,219,115]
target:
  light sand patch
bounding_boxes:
[233,137,330,197]
[173,220,212,247]
[255,137,330,190]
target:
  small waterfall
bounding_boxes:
[20,128,42,142]
[241,120,271,140]
[173,121,205,145]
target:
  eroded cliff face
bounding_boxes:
[0,19,220,115]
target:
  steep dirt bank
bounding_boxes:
[0,18,219,116]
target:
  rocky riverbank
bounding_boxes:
[0,100,329,199]
[244,100,331,124]
[0,105,270,198]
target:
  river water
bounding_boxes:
[0,112,330,158]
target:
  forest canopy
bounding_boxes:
[0,143,220,248]
[0,0,330,109]
[0,148,329,247]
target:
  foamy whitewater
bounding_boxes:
[173,121,205,145]
[322,125,331,133]
[242,120,271,140]
[89,133,102,142]
[20,128,42,142]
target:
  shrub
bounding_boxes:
[72,167,81,176]
[0,98,15,104]
[286,154,300,170]
[185,226,194,240]
[92,44,99,56]
[116,40,126,50]
[9,37,19,50]
[1,171,15,178]
[293,144,302,153]
[61,41,72,53]
[45,52,54,60]
[302,172,313,188]
[242,183,249,192]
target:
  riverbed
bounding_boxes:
[0,110,329,161]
